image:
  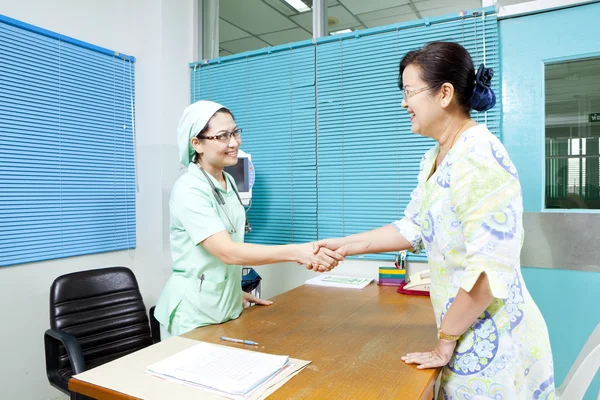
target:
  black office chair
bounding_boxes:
[44,266,160,399]
[149,305,161,344]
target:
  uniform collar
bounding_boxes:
[188,163,232,193]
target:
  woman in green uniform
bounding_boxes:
[155,100,342,338]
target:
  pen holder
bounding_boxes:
[377,266,406,286]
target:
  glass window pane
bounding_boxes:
[218,0,313,56]
[209,0,541,57]
[545,57,600,209]
[339,0,532,31]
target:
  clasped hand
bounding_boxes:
[300,238,348,272]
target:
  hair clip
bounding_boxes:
[475,64,494,87]
[470,63,496,112]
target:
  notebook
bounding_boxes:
[305,274,373,289]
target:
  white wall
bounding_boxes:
[0,1,195,399]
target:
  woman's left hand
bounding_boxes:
[401,339,457,369]
[242,291,273,309]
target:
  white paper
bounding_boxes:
[146,342,289,396]
[305,274,373,289]
[73,336,310,400]
[148,363,296,400]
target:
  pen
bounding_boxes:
[220,336,259,346]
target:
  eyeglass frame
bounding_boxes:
[401,85,435,99]
[197,128,242,143]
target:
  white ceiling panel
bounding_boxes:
[220,36,271,54]
[496,0,533,5]
[262,0,298,16]
[260,28,312,46]
[220,0,297,35]
[260,0,340,17]
[410,0,449,9]
[291,5,360,32]
[339,0,410,15]
[419,5,476,18]
[363,13,419,28]
[327,5,362,30]
[219,19,251,42]
[215,0,510,57]
[358,5,413,22]
[414,0,479,13]
[289,10,313,31]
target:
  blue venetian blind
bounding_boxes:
[191,45,317,244]
[316,11,500,261]
[0,15,136,267]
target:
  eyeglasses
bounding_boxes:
[198,128,242,144]
[402,86,434,99]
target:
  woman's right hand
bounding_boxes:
[312,238,346,255]
[294,243,344,271]
[305,238,348,272]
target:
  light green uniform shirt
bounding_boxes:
[155,163,245,336]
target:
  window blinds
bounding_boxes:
[189,9,500,261]
[316,12,500,261]
[0,15,136,267]
[191,44,317,245]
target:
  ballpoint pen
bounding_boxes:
[220,336,259,345]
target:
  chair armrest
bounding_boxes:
[44,328,86,375]
[149,306,161,344]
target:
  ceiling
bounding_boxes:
[545,57,600,133]
[218,0,529,56]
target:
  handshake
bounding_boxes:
[294,238,347,273]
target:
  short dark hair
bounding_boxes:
[399,42,476,113]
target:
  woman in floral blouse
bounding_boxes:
[312,42,555,399]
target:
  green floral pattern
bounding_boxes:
[393,125,555,399]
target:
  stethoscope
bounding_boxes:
[199,166,251,234]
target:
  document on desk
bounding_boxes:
[73,337,310,400]
[146,341,291,398]
[149,361,298,400]
[305,274,373,289]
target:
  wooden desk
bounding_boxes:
[70,284,440,400]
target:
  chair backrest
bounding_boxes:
[557,322,600,400]
[50,266,153,374]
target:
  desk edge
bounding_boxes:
[69,377,140,400]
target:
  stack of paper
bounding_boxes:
[305,274,373,289]
[146,342,293,399]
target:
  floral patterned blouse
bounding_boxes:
[393,125,555,399]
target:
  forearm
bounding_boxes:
[338,225,413,256]
[221,242,297,266]
[439,273,494,336]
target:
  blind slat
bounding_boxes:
[0,18,136,268]
[317,14,500,262]
[190,11,500,262]
[191,46,317,245]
